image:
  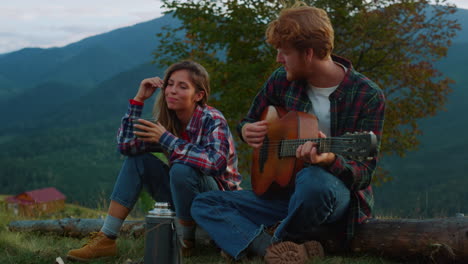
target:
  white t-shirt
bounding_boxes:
[307,85,337,137]
[307,63,347,136]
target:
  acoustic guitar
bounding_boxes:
[251,105,377,196]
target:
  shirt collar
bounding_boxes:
[185,104,205,134]
[331,54,353,69]
[330,54,354,100]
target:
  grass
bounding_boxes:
[0,202,413,264]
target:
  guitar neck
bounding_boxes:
[279,138,340,157]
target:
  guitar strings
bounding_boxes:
[261,147,356,152]
[259,138,369,155]
[260,145,361,151]
[261,138,359,147]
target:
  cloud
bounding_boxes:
[0,0,163,54]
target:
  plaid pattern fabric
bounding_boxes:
[237,55,385,240]
[118,101,242,191]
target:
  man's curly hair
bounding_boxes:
[266,2,334,59]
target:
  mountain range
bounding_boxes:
[1,9,467,216]
[0,14,179,101]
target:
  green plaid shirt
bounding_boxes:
[237,55,385,240]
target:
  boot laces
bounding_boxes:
[82,232,102,247]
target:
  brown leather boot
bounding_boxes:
[264,240,324,264]
[66,231,117,262]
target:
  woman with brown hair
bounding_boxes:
[67,60,242,262]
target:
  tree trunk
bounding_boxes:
[8,216,468,263]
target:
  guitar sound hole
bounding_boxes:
[259,136,269,173]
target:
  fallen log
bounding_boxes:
[7,217,211,241]
[8,218,145,238]
[350,217,468,263]
[8,216,468,263]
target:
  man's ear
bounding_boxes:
[305,48,314,62]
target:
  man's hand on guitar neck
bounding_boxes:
[241,121,268,148]
[296,131,337,167]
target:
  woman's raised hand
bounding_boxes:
[134,77,164,103]
[134,119,167,143]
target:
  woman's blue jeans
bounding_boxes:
[110,153,218,221]
[191,166,351,259]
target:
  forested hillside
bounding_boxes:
[0,63,163,206]
[375,42,468,217]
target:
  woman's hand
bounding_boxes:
[133,119,167,143]
[134,77,164,103]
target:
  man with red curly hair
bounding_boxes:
[192,2,385,263]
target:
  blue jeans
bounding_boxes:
[191,166,350,259]
[110,153,219,221]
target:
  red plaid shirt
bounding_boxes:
[118,101,242,191]
[237,55,385,239]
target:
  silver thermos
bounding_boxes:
[144,202,181,264]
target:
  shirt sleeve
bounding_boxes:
[328,90,386,191]
[236,70,282,141]
[159,115,231,177]
[117,100,163,155]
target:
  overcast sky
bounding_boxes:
[0,0,164,54]
[1,0,467,55]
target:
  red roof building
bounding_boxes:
[5,187,66,216]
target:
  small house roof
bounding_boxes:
[5,187,66,204]
[26,187,66,202]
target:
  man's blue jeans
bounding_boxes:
[191,166,351,259]
[110,153,218,221]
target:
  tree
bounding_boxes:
[153,0,460,182]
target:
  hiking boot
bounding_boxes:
[180,239,195,257]
[264,240,324,264]
[67,231,117,262]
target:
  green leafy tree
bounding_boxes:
[153,0,460,183]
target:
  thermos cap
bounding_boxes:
[148,202,175,216]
